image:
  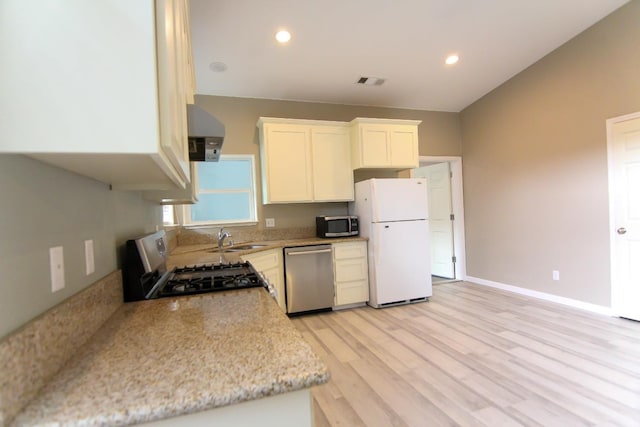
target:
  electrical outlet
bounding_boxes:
[49,246,65,292]
[552,270,560,281]
[84,240,95,275]
[266,218,275,228]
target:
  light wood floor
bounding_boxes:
[291,281,640,427]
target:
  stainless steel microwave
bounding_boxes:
[316,216,359,238]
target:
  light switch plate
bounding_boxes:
[85,240,95,275]
[266,218,275,228]
[49,246,65,292]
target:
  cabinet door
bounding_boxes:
[262,265,286,312]
[242,249,286,312]
[336,279,370,306]
[389,126,419,168]
[311,126,354,201]
[179,0,196,104]
[334,258,369,306]
[1,1,194,190]
[358,124,390,167]
[156,0,190,185]
[334,242,367,260]
[334,258,368,282]
[262,124,313,203]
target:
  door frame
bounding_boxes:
[606,111,640,316]
[412,155,466,281]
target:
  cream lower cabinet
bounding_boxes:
[350,118,421,169]
[333,241,369,307]
[142,389,312,427]
[242,249,286,312]
[0,0,195,191]
[257,118,354,203]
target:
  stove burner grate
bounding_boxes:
[154,263,264,298]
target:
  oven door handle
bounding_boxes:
[145,269,173,299]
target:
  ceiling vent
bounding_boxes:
[356,76,385,86]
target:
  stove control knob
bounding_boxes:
[269,285,278,299]
[261,273,278,299]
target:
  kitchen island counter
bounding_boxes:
[12,288,329,426]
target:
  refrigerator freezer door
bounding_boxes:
[370,178,428,222]
[369,220,432,306]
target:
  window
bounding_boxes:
[182,155,257,226]
[162,205,175,225]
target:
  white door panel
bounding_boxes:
[611,116,640,321]
[414,163,455,278]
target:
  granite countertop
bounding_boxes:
[167,236,367,267]
[12,289,329,426]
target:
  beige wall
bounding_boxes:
[460,0,640,306]
[7,0,632,338]
[0,92,459,338]
[195,96,461,230]
[0,155,162,338]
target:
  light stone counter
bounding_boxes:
[12,289,329,426]
[167,236,367,268]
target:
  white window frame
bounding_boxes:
[162,205,177,226]
[181,154,258,227]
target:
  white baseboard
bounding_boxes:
[465,276,613,316]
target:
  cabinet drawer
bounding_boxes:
[334,259,367,282]
[334,243,367,260]
[336,280,369,306]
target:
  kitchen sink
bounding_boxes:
[206,243,269,253]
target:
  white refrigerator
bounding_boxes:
[349,178,432,308]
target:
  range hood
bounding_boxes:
[187,104,225,162]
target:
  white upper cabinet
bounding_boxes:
[156,0,194,187]
[0,0,195,191]
[259,122,314,203]
[310,126,354,202]
[350,118,421,169]
[257,118,354,204]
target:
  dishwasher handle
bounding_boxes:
[286,248,332,256]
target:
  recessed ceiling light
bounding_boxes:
[445,54,459,65]
[275,30,291,43]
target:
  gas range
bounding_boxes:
[122,231,267,302]
[155,263,263,298]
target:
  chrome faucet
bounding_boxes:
[217,227,232,252]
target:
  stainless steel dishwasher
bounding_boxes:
[284,245,334,314]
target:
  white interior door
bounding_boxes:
[610,115,640,321]
[414,163,455,278]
